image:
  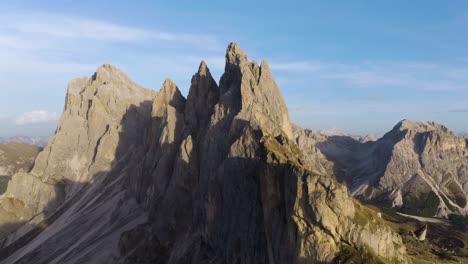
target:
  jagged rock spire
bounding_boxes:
[216,42,294,139]
[226,42,249,67]
[185,61,219,130]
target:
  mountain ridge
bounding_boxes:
[315,118,468,218]
[0,43,409,263]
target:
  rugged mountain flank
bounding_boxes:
[316,119,468,218]
[0,43,408,263]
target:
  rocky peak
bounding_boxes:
[185,61,219,130]
[226,42,249,67]
[217,43,293,139]
[91,64,131,85]
[32,63,154,182]
[395,119,451,134]
[198,60,209,74]
[414,225,428,241]
[154,79,186,113]
[315,118,468,218]
[65,64,154,117]
[66,77,89,96]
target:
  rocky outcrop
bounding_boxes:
[0,43,409,263]
[0,143,39,180]
[414,225,427,241]
[316,119,468,218]
[292,125,334,176]
[360,134,380,143]
[261,135,407,263]
[0,143,40,236]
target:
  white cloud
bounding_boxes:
[350,96,385,101]
[271,60,468,91]
[0,11,225,84]
[16,110,59,126]
[15,18,151,42]
[0,12,222,48]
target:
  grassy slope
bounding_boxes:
[365,203,468,264]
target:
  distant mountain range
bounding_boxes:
[319,128,381,143]
[0,136,49,148]
[313,120,468,218]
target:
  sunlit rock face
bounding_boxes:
[314,119,468,218]
[0,43,409,264]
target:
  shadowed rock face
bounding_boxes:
[315,119,468,218]
[0,43,408,263]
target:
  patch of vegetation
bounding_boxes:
[351,200,392,235]
[454,195,467,209]
[370,195,393,208]
[364,200,416,225]
[399,217,468,263]
[335,244,388,264]
[0,175,11,195]
[400,191,439,217]
[365,197,468,263]
[448,214,468,231]
[261,135,304,168]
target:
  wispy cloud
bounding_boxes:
[15,110,59,126]
[0,12,222,47]
[350,96,385,101]
[0,11,224,76]
[271,60,468,91]
[447,108,468,113]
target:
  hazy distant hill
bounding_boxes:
[0,142,39,193]
[319,128,381,143]
[0,136,49,148]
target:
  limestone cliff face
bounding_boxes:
[260,135,407,263]
[316,119,468,218]
[0,43,408,263]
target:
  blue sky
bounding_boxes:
[1,0,468,137]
